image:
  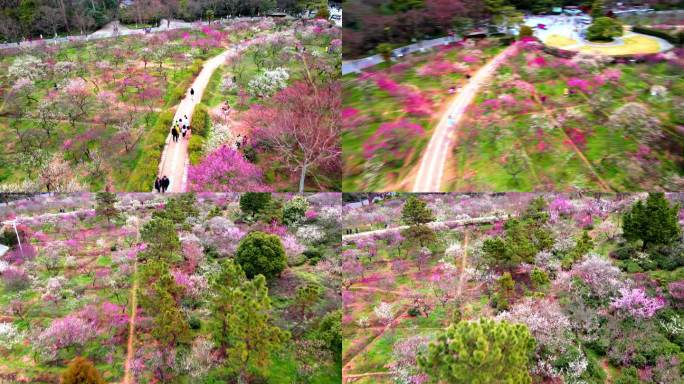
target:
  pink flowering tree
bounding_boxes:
[188,146,270,192]
[611,287,666,319]
[243,81,340,192]
[35,315,94,362]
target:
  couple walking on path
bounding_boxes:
[171,114,191,143]
[154,176,170,193]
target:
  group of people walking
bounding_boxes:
[154,175,170,193]
[171,114,190,143]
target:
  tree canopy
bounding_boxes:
[235,231,287,280]
[623,193,681,250]
[418,318,536,383]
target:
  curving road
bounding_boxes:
[412,45,518,192]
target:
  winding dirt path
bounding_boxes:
[122,259,138,384]
[412,45,518,192]
[456,231,469,297]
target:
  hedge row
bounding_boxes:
[125,110,175,190]
[632,25,684,45]
[187,103,211,165]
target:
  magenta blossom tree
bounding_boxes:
[188,146,270,192]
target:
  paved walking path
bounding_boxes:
[412,45,518,192]
[156,31,293,193]
[342,215,502,242]
[342,35,460,75]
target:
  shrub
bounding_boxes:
[611,242,639,260]
[239,192,272,216]
[519,25,534,38]
[302,248,322,264]
[316,310,341,359]
[61,356,106,384]
[631,26,682,45]
[235,231,287,280]
[191,104,210,137]
[188,316,201,330]
[586,17,623,42]
[282,196,309,226]
[530,268,550,290]
[188,135,204,165]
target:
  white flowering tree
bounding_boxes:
[374,301,394,324]
[247,67,289,98]
[8,55,44,80]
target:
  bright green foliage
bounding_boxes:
[283,196,310,226]
[418,318,536,384]
[240,192,272,216]
[614,367,640,384]
[209,260,289,380]
[152,193,198,224]
[591,0,605,18]
[623,193,681,250]
[316,310,342,359]
[530,268,550,290]
[61,356,106,384]
[401,195,434,225]
[493,272,516,310]
[140,218,181,263]
[569,231,594,261]
[294,283,322,319]
[95,192,119,224]
[235,231,287,280]
[587,17,623,42]
[523,196,549,223]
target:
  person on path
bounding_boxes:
[171,126,179,142]
[161,176,170,193]
[190,87,195,101]
[154,177,161,193]
[183,115,189,130]
[181,125,188,138]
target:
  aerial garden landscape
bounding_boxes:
[341,192,684,383]
[0,192,342,383]
[342,0,684,192]
[0,3,341,193]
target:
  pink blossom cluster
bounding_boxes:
[611,287,666,319]
[362,119,425,160]
[188,146,270,192]
[365,73,433,116]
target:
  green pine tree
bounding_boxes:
[623,193,681,250]
[209,260,289,381]
[95,192,119,224]
[401,195,434,225]
[418,318,536,383]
